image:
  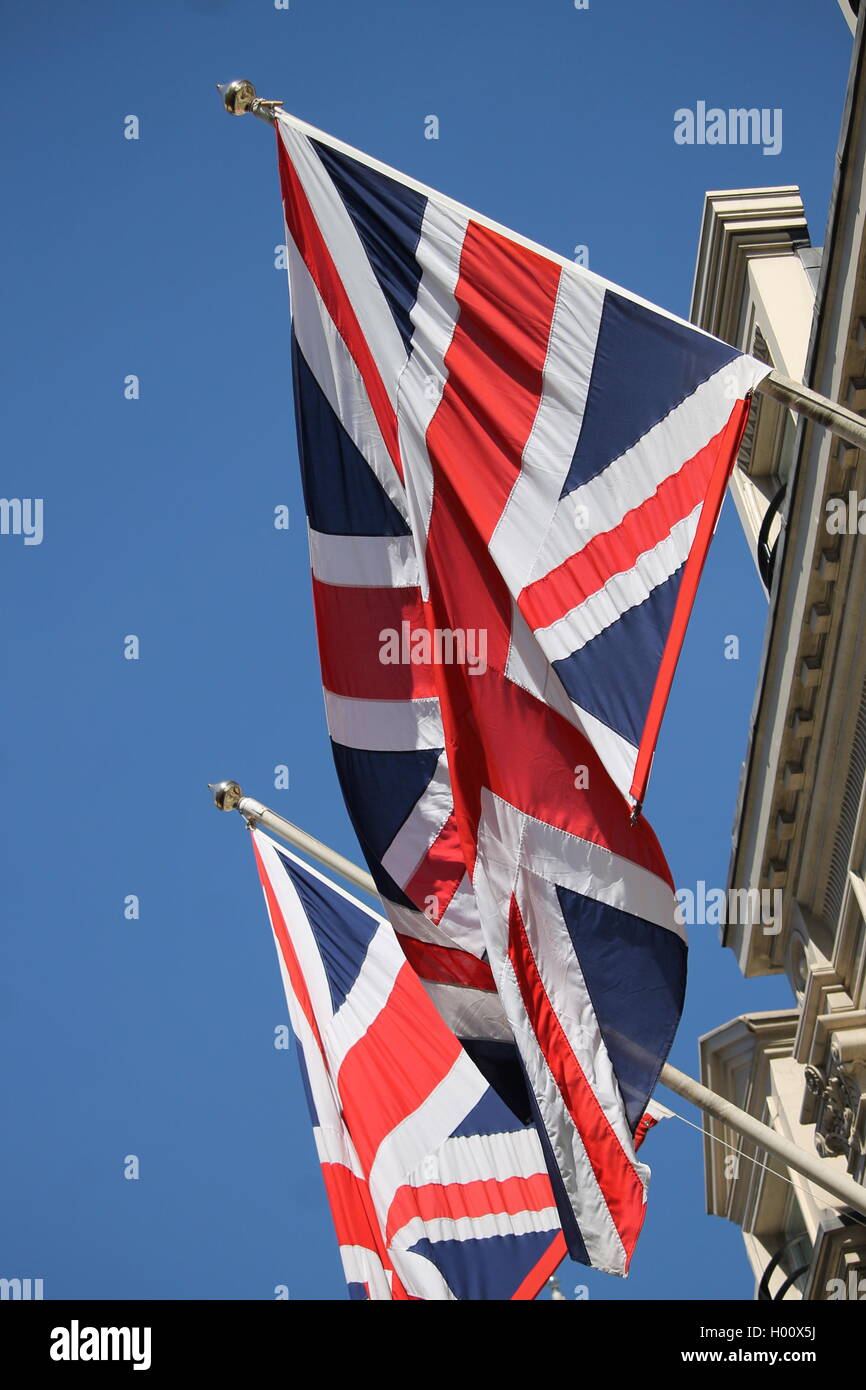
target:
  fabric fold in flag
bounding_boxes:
[272,108,769,1274]
[251,828,566,1301]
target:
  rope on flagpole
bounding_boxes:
[659,1062,866,1218]
[666,1104,866,1234]
[210,780,866,1219]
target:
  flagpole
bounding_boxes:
[658,1063,866,1217]
[756,370,866,453]
[210,777,866,1218]
[218,79,866,455]
[208,780,377,897]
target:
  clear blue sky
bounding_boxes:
[0,0,852,1301]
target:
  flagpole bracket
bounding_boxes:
[217,80,283,125]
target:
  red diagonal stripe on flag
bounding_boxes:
[402,812,467,923]
[320,1161,391,1254]
[630,396,752,806]
[518,414,741,632]
[336,962,463,1172]
[395,932,496,992]
[251,831,326,1058]
[511,1231,568,1300]
[506,894,646,1267]
[430,220,561,545]
[276,131,403,481]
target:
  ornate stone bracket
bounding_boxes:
[804,1028,866,1173]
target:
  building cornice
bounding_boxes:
[690,188,810,350]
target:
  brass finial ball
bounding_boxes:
[217,80,258,116]
[209,780,243,811]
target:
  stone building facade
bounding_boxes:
[689,5,866,1299]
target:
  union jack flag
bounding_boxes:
[273,111,769,1277]
[251,829,566,1299]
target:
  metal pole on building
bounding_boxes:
[755,370,866,453]
[219,78,866,455]
[210,780,866,1219]
[661,1062,866,1217]
[210,779,375,897]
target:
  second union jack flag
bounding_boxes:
[273,111,769,1275]
[251,829,566,1299]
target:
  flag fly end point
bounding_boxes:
[216,80,282,124]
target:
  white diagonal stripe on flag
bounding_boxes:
[397,199,469,600]
[380,750,453,889]
[490,270,606,596]
[280,124,409,402]
[534,507,702,659]
[527,354,762,590]
[286,237,409,522]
